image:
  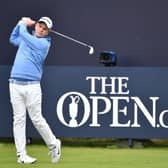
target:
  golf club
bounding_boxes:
[50,30,94,55]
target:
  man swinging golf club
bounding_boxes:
[9,16,61,164]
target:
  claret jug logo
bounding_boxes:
[56,76,168,128]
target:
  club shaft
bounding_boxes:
[50,30,91,48]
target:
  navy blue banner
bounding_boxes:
[0,66,168,138]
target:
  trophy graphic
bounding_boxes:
[69,95,80,127]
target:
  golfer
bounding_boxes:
[9,16,61,164]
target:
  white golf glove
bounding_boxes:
[18,17,35,26]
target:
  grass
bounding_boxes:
[0,140,168,168]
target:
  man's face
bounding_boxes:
[34,22,49,37]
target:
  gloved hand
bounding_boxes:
[18,17,35,27]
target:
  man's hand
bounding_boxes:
[18,17,36,27]
[22,17,36,27]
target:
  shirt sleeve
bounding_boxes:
[19,24,50,50]
[9,24,22,46]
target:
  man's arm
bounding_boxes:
[9,23,22,46]
[19,24,50,50]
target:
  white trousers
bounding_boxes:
[9,83,57,156]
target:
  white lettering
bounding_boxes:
[159,110,168,128]
[131,97,159,127]
[110,97,130,127]
[89,96,111,127]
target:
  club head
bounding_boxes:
[89,46,94,55]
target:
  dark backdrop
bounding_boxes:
[1,0,168,66]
